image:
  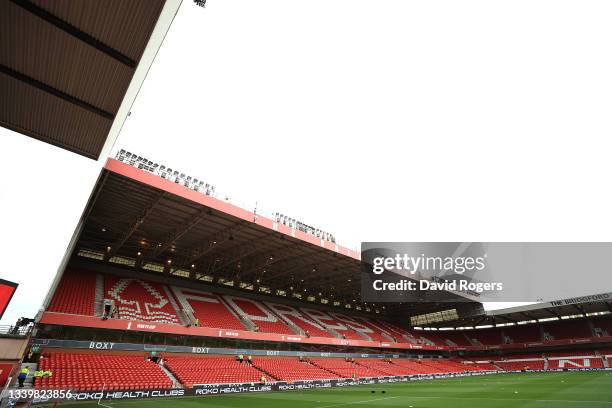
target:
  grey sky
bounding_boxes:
[1,0,611,325]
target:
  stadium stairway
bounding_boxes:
[159,362,182,388]
[219,297,258,331]
[272,313,306,336]
[94,273,104,317]
[306,359,347,378]
[15,363,37,389]
[249,362,281,382]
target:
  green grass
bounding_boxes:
[50,372,612,408]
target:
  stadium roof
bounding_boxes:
[65,158,480,318]
[0,0,181,159]
[420,293,612,329]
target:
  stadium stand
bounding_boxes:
[547,357,604,369]
[172,287,247,330]
[164,356,262,387]
[45,271,612,352]
[437,331,471,346]
[542,319,593,340]
[300,308,365,340]
[223,297,298,334]
[392,359,442,374]
[350,318,395,342]
[463,361,500,371]
[33,346,612,392]
[499,352,543,359]
[36,353,172,391]
[503,324,542,343]
[544,350,597,357]
[464,329,504,346]
[592,317,612,335]
[252,357,340,382]
[104,276,181,325]
[354,359,406,376]
[369,320,412,343]
[495,360,545,371]
[264,303,335,338]
[47,269,97,316]
[418,359,466,373]
[308,358,387,378]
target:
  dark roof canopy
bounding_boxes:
[0,0,176,159]
[69,159,480,320]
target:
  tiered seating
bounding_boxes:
[548,357,604,369]
[224,297,295,334]
[48,271,611,349]
[253,358,340,382]
[503,325,542,343]
[418,359,465,373]
[393,359,441,374]
[542,320,592,340]
[464,361,499,371]
[300,309,364,340]
[495,360,545,371]
[545,350,596,357]
[592,317,612,335]
[355,359,405,376]
[36,353,172,391]
[172,287,246,330]
[308,358,385,378]
[164,357,263,387]
[438,331,471,346]
[501,352,543,359]
[352,317,395,342]
[47,269,96,316]
[266,303,334,338]
[104,276,181,324]
[370,320,413,343]
[411,331,447,346]
[465,329,504,345]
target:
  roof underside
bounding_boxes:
[0,0,167,159]
[71,165,479,319]
[423,300,612,328]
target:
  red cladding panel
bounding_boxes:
[0,279,18,319]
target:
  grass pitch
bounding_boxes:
[50,371,612,408]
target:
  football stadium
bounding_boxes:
[1,0,612,407]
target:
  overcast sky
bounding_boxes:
[2,0,612,325]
